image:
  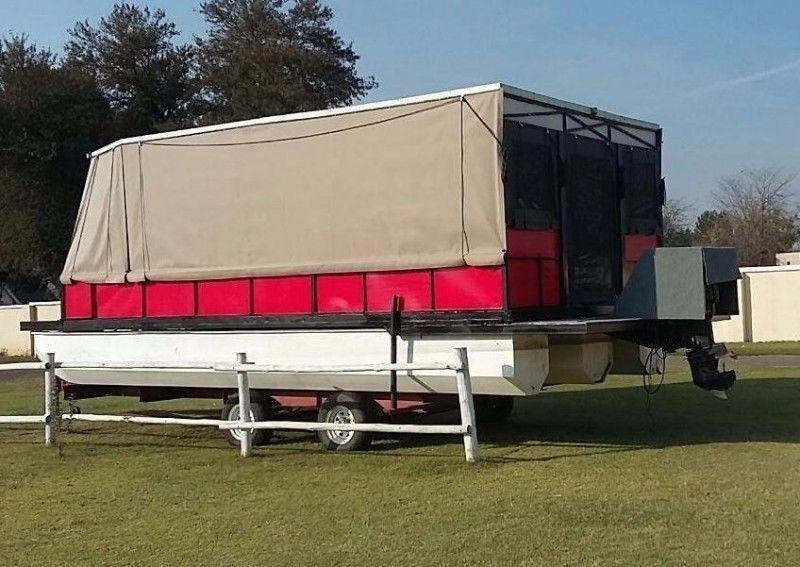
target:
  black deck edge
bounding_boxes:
[22,310,648,336]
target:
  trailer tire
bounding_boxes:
[221,395,273,446]
[317,393,372,452]
[474,395,515,423]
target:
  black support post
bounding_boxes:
[389,294,400,411]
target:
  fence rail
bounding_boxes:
[0,362,46,372]
[0,348,479,462]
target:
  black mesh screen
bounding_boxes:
[563,135,620,303]
[503,121,558,229]
[620,146,661,234]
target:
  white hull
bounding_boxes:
[33,330,552,396]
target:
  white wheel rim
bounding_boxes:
[325,405,356,445]
[228,404,257,442]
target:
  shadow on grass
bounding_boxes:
[360,376,800,461]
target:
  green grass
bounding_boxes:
[2,368,800,566]
[726,341,800,356]
[0,354,37,364]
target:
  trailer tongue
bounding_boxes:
[25,82,739,450]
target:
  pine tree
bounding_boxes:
[196,0,377,122]
[65,3,197,136]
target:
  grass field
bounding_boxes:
[2,368,800,566]
[726,341,800,356]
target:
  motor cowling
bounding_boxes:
[686,344,736,392]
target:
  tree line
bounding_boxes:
[0,0,376,293]
[663,167,799,266]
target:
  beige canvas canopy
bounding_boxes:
[61,85,506,284]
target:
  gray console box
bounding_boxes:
[614,247,739,320]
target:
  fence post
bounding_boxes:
[44,352,56,446]
[453,347,478,463]
[236,352,252,457]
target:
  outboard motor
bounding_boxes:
[686,344,736,392]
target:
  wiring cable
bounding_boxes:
[642,346,666,395]
[642,346,667,432]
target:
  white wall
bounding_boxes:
[711,279,745,343]
[0,305,33,355]
[744,266,800,342]
[712,265,800,343]
[0,302,60,356]
[776,252,800,266]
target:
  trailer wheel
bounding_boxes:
[221,395,273,446]
[474,395,515,423]
[317,393,372,452]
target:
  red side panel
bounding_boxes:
[507,259,541,308]
[366,270,432,312]
[540,259,562,306]
[623,234,660,282]
[145,282,195,317]
[95,283,144,319]
[433,266,503,310]
[253,276,312,314]
[506,229,560,259]
[316,273,365,313]
[63,283,94,319]
[506,229,561,309]
[624,234,660,263]
[197,279,251,316]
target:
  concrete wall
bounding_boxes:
[743,266,800,342]
[712,265,800,343]
[711,279,745,343]
[776,251,800,266]
[0,302,60,356]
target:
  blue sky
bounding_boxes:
[1,0,799,211]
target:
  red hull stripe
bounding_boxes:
[624,234,660,263]
[507,258,541,308]
[65,266,507,319]
[366,270,432,312]
[506,228,560,259]
[145,282,195,317]
[623,234,660,283]
[316,273,365,313]
[433,266,504,310]
[197,279,251,316]
[505,229,562,308]
[253,276,313,314]
[95,283,144,319]
[63,282,94,319]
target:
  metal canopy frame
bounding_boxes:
[502,90,661,151]
[88,82,660,158]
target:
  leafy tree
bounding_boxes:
[0,35,108,282]
[661,198,695,247]
[65,3,197,136]
[196,0,377,122]
[710,168,799,266]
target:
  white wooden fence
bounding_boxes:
[0,348,479,462]
[0,354,58,445]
